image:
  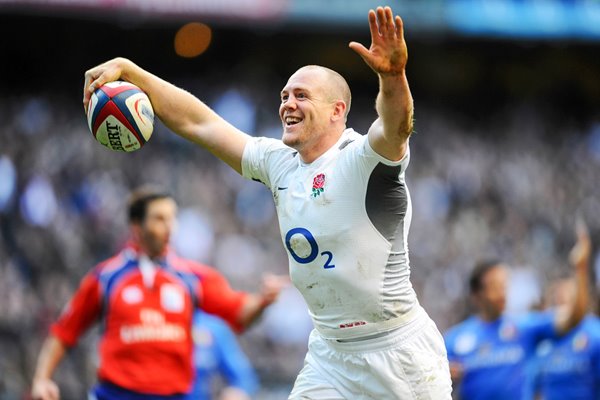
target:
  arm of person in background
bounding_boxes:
[211,315,259,400]
[219,387,253,400]
[555,219,592,334]
[31,336,67,400]
[443,327,465,386]
[197,265,288,332]
[237,273,289,328]
[349,6,413,162]
[82,59,250,173]
[31,273,102,400]
[448,361,464,383]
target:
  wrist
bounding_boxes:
[117,58,136,82]
[259,295,272,309]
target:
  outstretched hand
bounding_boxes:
[569,217,591,270]
[31,378,60,400]
[83,57,130,113]
[259,273,290,307]
[349,6,408,76]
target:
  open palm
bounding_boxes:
[349,7,408,76]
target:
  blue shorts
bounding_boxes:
[90,382,187,400]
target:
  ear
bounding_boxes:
[130,223,143,241]
[331,100,347,122]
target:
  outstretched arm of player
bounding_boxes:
[349,6,413,162]
[31,336,67,400]
[83,58,250,173]
[237,273,289,327]
[555,219,591,334]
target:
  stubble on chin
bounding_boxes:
[282,132,300,149]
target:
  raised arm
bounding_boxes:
[555,219,592,334]
[349,6,413,161]
[83,58,250,173]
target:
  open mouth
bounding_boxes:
[285,116,302,126]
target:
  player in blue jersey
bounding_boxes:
[188,310,259,400]
[444,222,591,400]
[83,6,452,398]
[528,272,600,400]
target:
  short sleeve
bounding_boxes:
[241,137,294,189]
[363,135,411,172]
[517,312,557,344]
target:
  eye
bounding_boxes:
[281,94,288,102]
[297,92,306,99]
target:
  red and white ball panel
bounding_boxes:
[87,81,154,152]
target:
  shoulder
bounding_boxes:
[242,136,298,184]
[445,316,479,340]
[584,315,600,336]
[92,249,131,277]
[445,317,482,355]
[246,136,293,157]
[345,128,411,169]
[516,310,554,328]
[169,254,218,278]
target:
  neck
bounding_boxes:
[479,311,502,322]
[299,128,345,164]
[133,240,165,260]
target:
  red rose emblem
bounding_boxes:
[313,173,325,189]
[311,173,325,197]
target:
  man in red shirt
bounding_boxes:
[31,187,285,400]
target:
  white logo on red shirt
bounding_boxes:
[161,284,184,313]
[122,285,143,304]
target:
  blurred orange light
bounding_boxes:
[174,22,212,58]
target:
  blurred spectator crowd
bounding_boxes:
[0,75,599,399]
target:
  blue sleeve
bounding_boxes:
[592,320,600,381]
[211,317,259,396]
[518,312,556,346]
[443,326,460,362]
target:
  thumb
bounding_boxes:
[349,41,371,59]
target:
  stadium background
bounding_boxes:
[0,0,599,398]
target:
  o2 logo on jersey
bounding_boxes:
[285,227,335,269]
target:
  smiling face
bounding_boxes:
[279,66,349,162]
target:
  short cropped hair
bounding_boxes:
[469,259,503,294]
[127,186,172,224]
[300,65,352,119]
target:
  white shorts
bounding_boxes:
[289,307,452,400]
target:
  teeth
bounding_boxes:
[285,116,302,125]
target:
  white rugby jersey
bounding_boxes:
[242,128,418,340]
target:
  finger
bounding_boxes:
[575,216,589,241]
[83,68,105,111]
[395,15,404,39]
[264,274,289,289]
[85,71,111,112]
[367,9,379,39]
[376,7,386,35]
[348,41,370,60]
[48,385,60,400]
[83,72,93,111]
[384,6,394,33]
[88,74,103,94]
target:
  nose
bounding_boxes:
[282,97,297,111]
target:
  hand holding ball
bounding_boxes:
[86,81,154,152]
